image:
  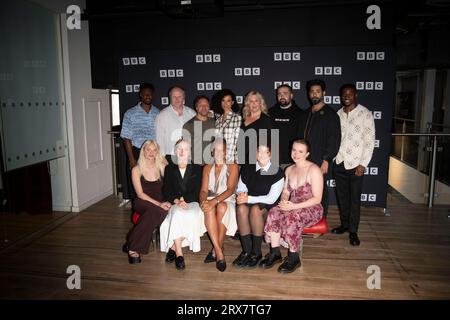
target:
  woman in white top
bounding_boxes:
[199,138,239,272]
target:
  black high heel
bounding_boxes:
[216,259,226,272]
[128,252,141,264]
[204,249,216,263]
[122,243,129,254]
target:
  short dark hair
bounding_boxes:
[193,95,210,108]
[339,83,357,96]
[139,83,155,94]
[276,84,293,94]
[306,79,326,92]
[212,89,239,114]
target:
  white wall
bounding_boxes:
[388,156,450,205]
[58,17,113,212]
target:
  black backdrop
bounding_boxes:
[118,46,394,208]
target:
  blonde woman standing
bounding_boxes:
[239,91,273,165]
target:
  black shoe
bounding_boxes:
[128,252,141,264]
[244,254,262,268]
[331,225,349,234]
[278,256,301,274]
[175,256,185,270]
[122,243,129,253]
[349,232,360,246]
[259,252,282,269]
[232,251,250,267]
[230,231,240,240]
[216,259,227,272]
[165,249,176,263]
[204,250,216,263]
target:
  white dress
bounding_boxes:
[159,168,207,253]
[207,164,237,236]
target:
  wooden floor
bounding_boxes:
[0,194,449,299]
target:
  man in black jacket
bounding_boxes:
[269,84,305,169]
[298,79,341,217]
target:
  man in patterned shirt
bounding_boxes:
[120,83,160,202]
[332,83,375,246]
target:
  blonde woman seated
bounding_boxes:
[160,139,205,270]
[262,139,323,273]
[199,138,239,272]
[123,140,171,264]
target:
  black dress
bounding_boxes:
[238,112,273,165]
[126,176,168,254]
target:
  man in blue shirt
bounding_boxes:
[120,83,160,201]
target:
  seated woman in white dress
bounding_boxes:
[199,138,239,272]
[160,139,205,270]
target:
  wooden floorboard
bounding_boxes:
[0,195,449,299]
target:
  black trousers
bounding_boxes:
[333,161,364,233]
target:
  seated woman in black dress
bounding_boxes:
[233,143,285,268]
[124,140,172,264]
[160,139,205,270]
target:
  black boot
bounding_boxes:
[259,246,282,269]
[278,251,301,274]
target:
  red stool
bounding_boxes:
[299,217,327,258]
[131,212,160,248]
[303,216,328,238]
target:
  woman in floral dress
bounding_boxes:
[262,139,323,273]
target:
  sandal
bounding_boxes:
[128,251,141,264]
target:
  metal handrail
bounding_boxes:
[426,122,450,129]
[391,132,450,208]
[393,117,416,123]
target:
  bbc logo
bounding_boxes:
[274,81,300,90]
[361,194,377,202]
[235,67,260,76]
[327,179,336,187]
[315,66,342,76]
[324,96,341,105]
[364,167,379,175]
[197,82,222,91]
[356,51,385,61]
[373,111,382,119]
[125,84,141,93]
[274,52,301,61]
[374,139,380,148]
[122,57,146,65]
[160,69,184,78]
[356,81,383,90]
[196,54,221,63]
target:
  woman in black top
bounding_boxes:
[159,139,205,270]
[238,91,273,165]
[123,140,171,264]
[233,144,284,269]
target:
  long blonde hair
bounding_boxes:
[242,90,268,119]
[138,140,165,180]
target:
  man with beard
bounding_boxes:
[332,84,375,246]
[297,79,341,217]
[120,82,160,205]
[182,95,216,165]
[269,84,305,169]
